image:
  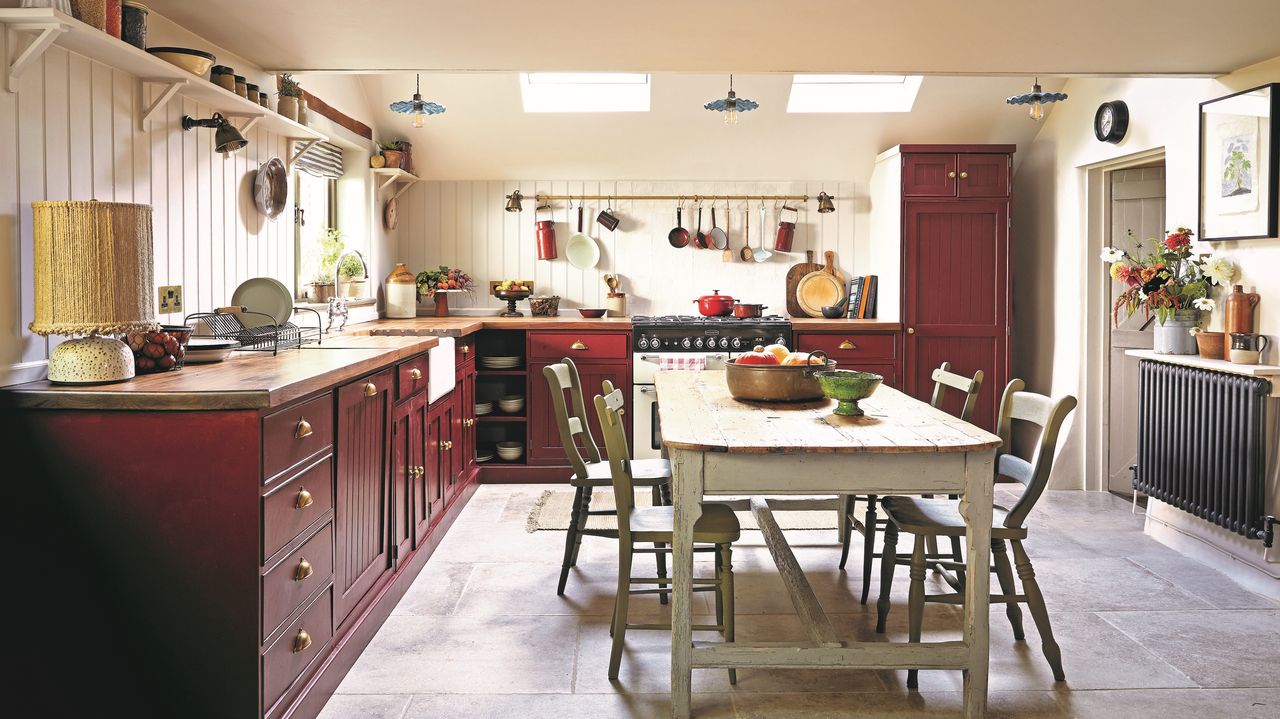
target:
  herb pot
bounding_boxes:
[1191,329,1224,360]
[694,290,737,317]
[277,95,299,122]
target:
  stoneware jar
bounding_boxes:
[384,263,418,319]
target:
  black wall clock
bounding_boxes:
[1094,100,1129,143]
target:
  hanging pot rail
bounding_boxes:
[529,193,813,203]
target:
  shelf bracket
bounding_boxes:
[287,138,319,170]
[137,78,188,131]
[223,111,265,134]
[5,22,66,93]
[379,174,400,193]
[391,179,419,200]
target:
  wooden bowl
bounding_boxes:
[578,308,607,318]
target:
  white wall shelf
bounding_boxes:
[1126,349,1280,396]
[0,7,326,142]
[372,168,420,200]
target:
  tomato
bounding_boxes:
[735,351,780,366]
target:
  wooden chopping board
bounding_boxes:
[784,250,823,317]
[796,251,849,317]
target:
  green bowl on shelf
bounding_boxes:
[813,370,883,417]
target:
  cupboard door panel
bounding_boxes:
[902,153,957,197]
[957,153,1010,198]
[390,396,421,563]
[529,361,630,465]
[334,369,393,627]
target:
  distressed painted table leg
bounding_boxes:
[668,447,704,719]
[960,448,995,719]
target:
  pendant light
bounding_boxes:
[704,74,758,126]
[390,73,446,128]
[1005,77,1067,121]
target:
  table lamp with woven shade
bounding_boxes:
[29,200,158,384]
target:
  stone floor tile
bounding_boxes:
[391,561,475,617]
[1054,687,1280,719]
[317,694,411,719]
[731,690,1066,719]
[1097,609,1280,688]
[403,691,735,719]
[1125,555,1280,610]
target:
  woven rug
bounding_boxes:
[525,488,838,533]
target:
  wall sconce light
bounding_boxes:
[505,190,524,212]
[816,192,835,213]
[181,113,248,154]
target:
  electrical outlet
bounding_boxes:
[158,285,183,315]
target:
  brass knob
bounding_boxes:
[960,171,969,179]
[907,328,916,334]
[417,465,425,477]
[363,382,377,397]
[295,487,314,509]
[294,418,313,439]
[294,557,314,581]
[467,418,476,427]
[837,340,856,350]
[461,344,470,354]
[947,171,956,179]
[570,340,588,351]
[410,368,422,381]
[293,629,312,654]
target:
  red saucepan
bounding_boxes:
[732,302,768,318]
[694,289,736,317]
[668,206,690,248]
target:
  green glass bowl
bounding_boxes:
[813,370,883,416]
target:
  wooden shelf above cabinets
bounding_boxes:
[477,414,526,422]
[0,7,327,142]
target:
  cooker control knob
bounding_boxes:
[638,337,649,349]
[775,336,786,346]
[694,337,704,348]
[717,337,729,349]
[730,337,742,350]
[681,337,692,349]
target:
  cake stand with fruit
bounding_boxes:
[491,280,533,317]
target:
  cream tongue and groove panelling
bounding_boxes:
[394,180,862,317]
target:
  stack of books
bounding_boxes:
[846,275,878,319]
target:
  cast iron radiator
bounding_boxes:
[1134,360,1274,546]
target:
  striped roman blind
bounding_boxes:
[292,141,344,179]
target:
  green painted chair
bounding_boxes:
[594,384,741,683]
[875,379,1077,688]
[838,362,985,603]
[543,358,673,598]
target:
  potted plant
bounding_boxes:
[338,251,368,299]
[415,265,474,317]
[379,140,405,170]
[309,227,344,302]
[277,73,303,123]
[1101,227,1237,355]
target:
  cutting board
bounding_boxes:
[784,250,823,317]
[796,251,849,317]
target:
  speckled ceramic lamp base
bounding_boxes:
[47,335,136,385]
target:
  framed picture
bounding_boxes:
[1198,83,1278,241]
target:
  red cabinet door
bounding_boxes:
[902,199,1008,430]
[334,369,394,628]
[390,399,412,565]
[528,360,631,466]
[957,154,1010,198]
[460,366,477,481]
[902,153,957,197]
[446,390,464,501]
[418,402,443,542]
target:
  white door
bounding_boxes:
[1106,165,1164,494]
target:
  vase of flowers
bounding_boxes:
[415,266,474,317]
[1101,227,1238,355]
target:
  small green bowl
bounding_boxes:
[813,370,883,416]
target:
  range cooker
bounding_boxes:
[631,315,793,458]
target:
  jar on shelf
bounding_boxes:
[121,2,148,49]
[246,83,259,104]
[234,75,247,98]
[211,65,235,92]
[257,92,269,109]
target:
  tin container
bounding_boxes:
[121,2,148,49]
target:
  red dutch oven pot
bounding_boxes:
[694,289,737,317]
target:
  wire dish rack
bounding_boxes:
[185,307,324,355]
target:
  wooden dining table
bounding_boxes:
[655,370,1002,719]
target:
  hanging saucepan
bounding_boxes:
[694,204,707,249]
[668,205,690,248]
[709,204,728,250]
[565,203,600,269]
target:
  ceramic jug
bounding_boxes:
[1222,285,1260,359]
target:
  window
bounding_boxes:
[519,72,651,112]
[295,171,337,299]
[786,74,923,113]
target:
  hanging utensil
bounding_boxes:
[694,203,706,249]
[667,204,690,248]
[722,201,734,262]
[740,205,754,262]
[565,202,600,269]
[604,274,619,292]
[775,205,797,252]
[754,203,772,262]
[709,204,728,250]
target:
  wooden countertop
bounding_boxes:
[790,318,901,331]
[1,335,439,411]
[655,370,1000,454]
[362,315,899,337]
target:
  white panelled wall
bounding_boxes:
[392,180,861,317]
[0,45,299,383]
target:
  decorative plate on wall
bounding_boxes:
[253,158,288,220]
[384,197,399,230]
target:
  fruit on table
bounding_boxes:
[496,280,530,292]
[126,329,187,374]
[782,351,825,366]
[762,343,790,363]
[736,350,780,366]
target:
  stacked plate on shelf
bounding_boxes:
[475,446,495,464]
[184,338,241,363]
[496,441,524,462]
[498,395,525,414]
[475,400,494,416]
[481,355,522,370]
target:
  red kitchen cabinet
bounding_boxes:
[902,153,957,197]
[795,331,901,390]
[334,369,394,629]
[391,393,423,563]
[458,364,477,481]
[902,150,1010,200]
[528,358,630,465]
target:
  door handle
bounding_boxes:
[570,340,589,351]
[947,171,956,179]
[295,487,314,509]
[907,328,916,334]
[960,171,969,179]
[294,557,314,581]
[294,418,313,439]
[410,368,422,381]
[638,387,656,394]
[293,629,312,654]
[363,382,377,397]
[838,340,856,350]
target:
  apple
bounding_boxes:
[736,351,780,366]
[762,343,790,363]
[782,351,826,366]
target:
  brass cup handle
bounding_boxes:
[294,418,313,439]
[947,171,957,178]
[295,487,314,509]
[293,629,312,654]
[461,344,470,354]
[960,171,969,179]
[907,328,916,334]
[363,382,377,397]
[570,340,588,351]
[294,557,314,581]
[837,340,856,350]
[410,368,423,381]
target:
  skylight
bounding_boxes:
[519,72,651,112]
[786,74,923,113]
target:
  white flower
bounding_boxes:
[1202,256,1238,286]
[1192,297,1216,311]
[1188,328,1200,336]
[1099,247,1125,262]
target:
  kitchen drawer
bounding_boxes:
[455,336,475,366]
[396,354,429,402]
[263,523,333,641]
[262,455,334,561]
[263,586,332,714]
[529,332,629,361]
[796,332,898,362]
[263,393,333,482]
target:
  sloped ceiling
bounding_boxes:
[144,0,1280,76]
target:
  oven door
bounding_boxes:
[632,384,662,459]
